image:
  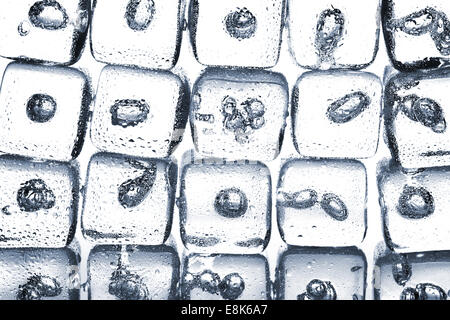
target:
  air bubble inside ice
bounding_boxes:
[110,99,150,128]
[17,275,62,300]
[225,8,257,40]
[125,0,155,31]
[397,185,434,219]
[412,98,446,133]
[214,188,248,218]
[320,193,348,221]
[297,279,337,300]
[277,189,318,210]
[327,91,371,124]
[18,21,31,36]
[118,161,156,208]
[392,255,412,286]
[401,283,447,300]
[28,0,68,30]
[26,94,57,123]
[315,8,345,57]
[17,179,55,212]
[197,270,221,294]
[109,267,149,300]
[218,273,245,300]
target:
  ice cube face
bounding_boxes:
[181,254,270,300]
[91,0,185,69]
[88,245,179,300]
[277,159,367,247]
[0,63,90,162]
[288,0,381,70]
[0,156,78,248]
[179,160,271,254]
[191,69,289,161]
[292,71,382,159]
[383,0,450,70]
[189,0,285,68]
[277,247,367,300]
[375,251,450,300]
[385,68,450,170]
[82,153,176,245]
[91,65,189,159]
[378,162,450,253]
[0,248,79,300]
[0,0,90,65]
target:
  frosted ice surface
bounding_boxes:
[91,0,185,69]
[91,65,189,159]
[378,161,450,252]
[277,159,367,247]
[82,153,176,245]
[292,71,382,159]
[383,0,450,70]
[385,67,450,169]
[375,250,450,300]
[88,245,179,300]
[277,247,367,300]
[0,0,90,65]
[0,62,90,162]
[191,68,288,161]
[0,248,79,300]
[0,156,78,248]
[179,158,271,254]
[189,0,285,68]
[288,0,381,70]
[181,254,269,300]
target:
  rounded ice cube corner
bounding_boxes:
[0,0,91,66]
[188,0,286,68]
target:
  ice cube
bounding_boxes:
[179,157,271,254]
[0,0,90,65]
[277,159,367,247]
[91,0,185,69]
[0,247,79,300]
[189,0,285,68]
[378,161,450,252]
[82,153,177,245]
[385,67,450,169]
[88,245,179,300]
[181,254,270,300]
[277,247,367,300]
[382,0,450,70]
[292,70,382,159]
[90,65,190,159]
[0,62,90,162]
[191,68,289,161]
[288,0,381,70]
[0,155,78,248]
[375,250,450,300]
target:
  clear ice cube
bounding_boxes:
[82,153,177,245]
[189,0,285,68]
[292,70,382,159]
[91,0,185,69]
[0,155,78,248]
[191,68,289,161]
[288,0,381,70]
[0,247,79,300]
[375,250,450,300]
[0,0,90,65]
[385,67,450,169]
[0,62,90,162]
[179,157,271,254]
[88,245,179,300]
[378,161,450,252]
[383,0,450,70]
[181,254,270,300]
[277,247,367,300]
[90,65,190,159]
[277,159,367,247]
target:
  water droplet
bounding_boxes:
[412,98,446,133]
[109,267,149,300]
[17,275,62,300]
[17,179,55,212]
[327,91,371,124]
[320,193,348,221]
[400,287,418,300]
[26,94,57,123]
[315,8,345,57]
[110,99,150,128]
[125,0,155,32]
[277,189,318,210]
[218,273,245,300]
[214,188,248,218]
[397,185,434,219]
[118,161,156,208]
[197,270,220,295]
[298,279,337,300]
[401,283,447,300]
[18,21,31,36]
[225,8,257,40]
[392,255,412,286]
[28,0,68,30]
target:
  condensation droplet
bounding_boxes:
[18,21,31,36]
